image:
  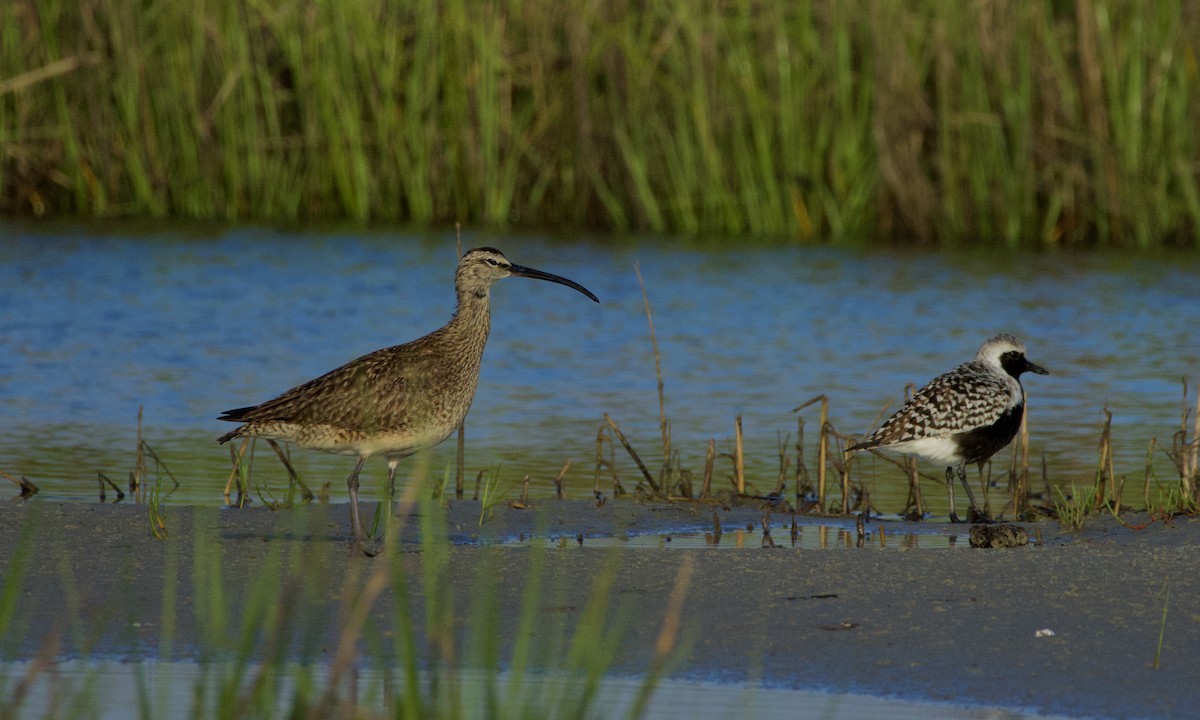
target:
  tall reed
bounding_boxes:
[3,0,1197,246]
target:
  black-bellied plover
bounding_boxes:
[218,248,598,546]
[848,333,1048,522]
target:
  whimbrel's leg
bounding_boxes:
[386,458,399,498]
[945,466,960,523]
[346,455,368,542]
[957,464,982,521]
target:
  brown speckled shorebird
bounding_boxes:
[217,247,598,544]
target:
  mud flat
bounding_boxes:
[1,498,1197,719]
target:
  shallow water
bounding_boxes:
[507,519,965,550]
[2,222,1197,516]
[1,659,1071,720]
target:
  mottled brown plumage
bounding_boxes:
[218,247,598,543]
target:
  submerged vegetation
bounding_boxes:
[0,493,684,719]
[3,0,1199,247]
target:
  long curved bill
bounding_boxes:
[509,263,599,303]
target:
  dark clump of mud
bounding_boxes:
[968,523,1030,548]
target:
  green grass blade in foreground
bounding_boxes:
[0,505,36,653]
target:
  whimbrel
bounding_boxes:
[847,334,1048,522]
[218,247,598,543]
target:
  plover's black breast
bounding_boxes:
[851,361,1022,464]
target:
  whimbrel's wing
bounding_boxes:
[219,347,420,435]
[853,362,1015,449]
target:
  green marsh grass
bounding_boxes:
[0,490,672,719]
[4,1,1199,246]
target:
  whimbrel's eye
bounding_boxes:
[485,258,499,266]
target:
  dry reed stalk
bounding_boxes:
[774,431,791,495]
[819,399,829,511]
[1007,427,1022,518]
[840,453,851,515]
[97,471,123,502]
[734,415,746,495]
[635,262,671,478]
[653,555,694,657]
[702,439,715,499]
[1144,437,1157,510]
[0,468,38,497]
[1042,454,1052,502]
[314,562,392,720]
[132,405,145,502]
[0,54,102,95]
[593,424,606,496]
[792,395,829,511]
[604,413,660,495]
[474,470,484,501]
[266,439,313,502]
[224,439,252,505]
[1095,407,1114,510]
[760,514,775,548]
[794,415,809,507]
[2,630,61,714]
[554,459,571,499]
[139,442,180,490]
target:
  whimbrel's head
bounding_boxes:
[975,333,1049,379]
[456,247,599,302]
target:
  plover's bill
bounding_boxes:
[848,333,1048,522]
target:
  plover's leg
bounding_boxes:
[946,466,960,523]
[956,464,981,520]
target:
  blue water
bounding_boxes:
[1,222,1197,512]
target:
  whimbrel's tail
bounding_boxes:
[216,405,257,444]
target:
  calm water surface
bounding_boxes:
[5,660,1069,720]
[2,223,1197,515]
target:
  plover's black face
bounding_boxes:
[976,334,1048,379]
[999,349,1049,379]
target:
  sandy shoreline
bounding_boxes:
[1,498,1198,719]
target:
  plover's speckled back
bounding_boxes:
[848,333,1048,522]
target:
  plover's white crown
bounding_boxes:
[850,334,1047,465]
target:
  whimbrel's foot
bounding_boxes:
[348,535,384,557]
